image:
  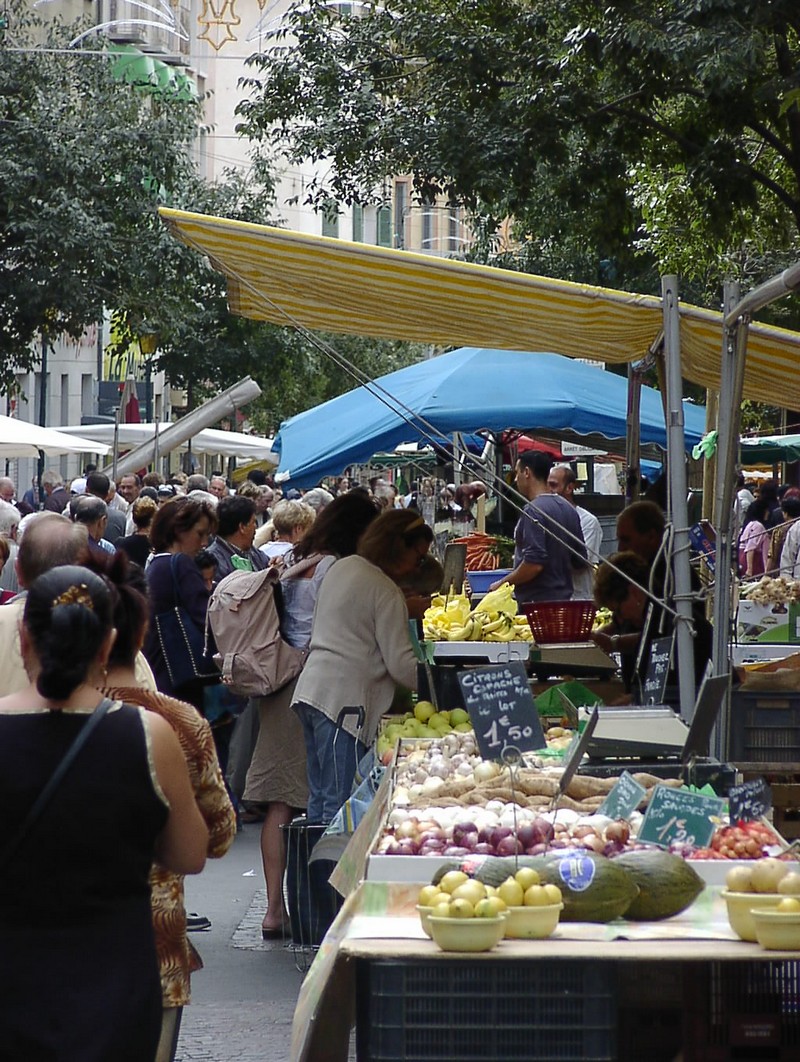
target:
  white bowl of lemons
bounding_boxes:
[722,858,800,942]
[417,871,508,952]
[494,867,564,940]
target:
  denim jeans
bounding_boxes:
[294,702,367,824]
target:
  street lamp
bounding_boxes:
[138,324,159,424]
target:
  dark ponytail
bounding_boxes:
[24,566,114,701]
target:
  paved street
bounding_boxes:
[176,822,308,1062]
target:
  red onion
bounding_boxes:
[474,843,496,855]
[490,826,513,848]
[496,836,524,856]
[478,826,494,845]
[452,822,478,846]
[526,843,549,855]
[442,846,471,857]
[418,828,447,845]
[419,840,447,855]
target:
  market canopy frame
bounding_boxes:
[159,208,800,409]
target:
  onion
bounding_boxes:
[581,834,605,853]
[572,825,599,840]
[490,826,513,848]
[473,761,501,783]
[394,820,419,840]
[442,846,471,857]
[526,843,550,855]
[418,827,447,844]
[603,841,624,858]
[496,835,524,856]
[452,821,478,845]
[419,839,447,854]
[474,843,496,855]
[421,776,445,796]
[605,821,631,846]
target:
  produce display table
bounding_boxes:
[291,883,800,1062]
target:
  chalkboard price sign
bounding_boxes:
[597,771,647,820]
[638,784,726,850]
[642,635,674,704]
[729,777,772,824]
[457,661,546,761]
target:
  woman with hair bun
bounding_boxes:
[0,565,209,1062]
[292,509,431,822]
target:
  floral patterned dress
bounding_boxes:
[103,686,237,1006]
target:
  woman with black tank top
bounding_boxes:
[0,565,208,1062]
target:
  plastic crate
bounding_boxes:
[356,959,616,1061]
[523,599,597,644]
[683,960,800,1061]
[465,568,510,595]
[728,691,800,763]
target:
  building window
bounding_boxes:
[449,209,460,252]
[352,203,363,243]
[394,181,407,248]
[422,197,434,250]
[321,199,339,238]
[376,205,391,247]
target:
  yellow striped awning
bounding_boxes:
[160,207,800,408]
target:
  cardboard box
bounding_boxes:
[736,600,799,644]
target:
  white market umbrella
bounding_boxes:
[0,416,110,459]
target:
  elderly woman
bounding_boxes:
[291,510,432,823]
[256,499,315,561]
[0,565,208,1062]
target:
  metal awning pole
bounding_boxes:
[625,364,642,502]
[662,275,696,722]
[710,282,742,758]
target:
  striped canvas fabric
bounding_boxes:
[160,207,800,408]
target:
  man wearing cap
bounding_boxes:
[547,465,603,600]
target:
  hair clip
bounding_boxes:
[52,584,94,611]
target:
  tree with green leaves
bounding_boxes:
[0,1,201,393]
[237,0,800,303]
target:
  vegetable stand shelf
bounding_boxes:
[290,885,800,1062]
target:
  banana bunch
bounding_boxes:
[422,584,534,643]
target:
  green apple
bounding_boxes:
[414,700,435,723]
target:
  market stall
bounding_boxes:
[289,727,800,1062]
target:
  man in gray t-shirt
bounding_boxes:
[490,451,586,603]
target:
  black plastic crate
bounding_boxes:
[356,959,616,1061]
[728,691,800,764]
[684,960,800,1061]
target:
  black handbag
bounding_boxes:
[155,555,218,689]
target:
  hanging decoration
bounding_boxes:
[197,0,240,50]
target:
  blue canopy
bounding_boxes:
[274,348,707,486]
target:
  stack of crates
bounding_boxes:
[356,959,616,1061]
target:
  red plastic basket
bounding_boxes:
[523,600,597,644]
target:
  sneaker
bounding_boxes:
[186,913,212,932]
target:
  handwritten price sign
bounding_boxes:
[638,784,725,850]
[457,662,545,761]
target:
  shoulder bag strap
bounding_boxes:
[0,697,115,870]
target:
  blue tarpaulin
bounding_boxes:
[274,348,707,486]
